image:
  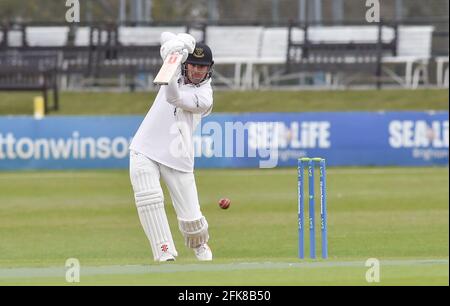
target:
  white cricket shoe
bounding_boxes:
[159,252,176,262]
[194,244,213,261]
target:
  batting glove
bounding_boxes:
[160,39,188,62]
[176,33,196,54]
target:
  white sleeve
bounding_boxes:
[165,79,213,115]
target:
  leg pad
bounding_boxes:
[178,216,209,248]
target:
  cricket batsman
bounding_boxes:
[129,32,214,262]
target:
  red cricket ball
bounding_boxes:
[218,198,231,209]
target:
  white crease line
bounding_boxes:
[0,259,447,279]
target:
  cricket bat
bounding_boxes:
[153,52,183,85]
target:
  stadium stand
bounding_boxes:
[0,21,444,93]
[207,23,436,89]
[285,22,397,89]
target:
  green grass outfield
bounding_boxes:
[0,167,448,285]
[0,89,448,115]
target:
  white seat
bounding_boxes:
[26,27,70,47]
[382,26,434,89]
[206,26,264,89]
[308,26,394,43]
[207,26,263,60]
[259,27,291,60]
[396,26,434,58]
[74,27,109,46]
[251,27,298,88]
[6,30,23,47]
[118,26,184,46]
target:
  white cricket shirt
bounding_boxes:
[129,79,213,173]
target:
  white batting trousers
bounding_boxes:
[129,150,204,260]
